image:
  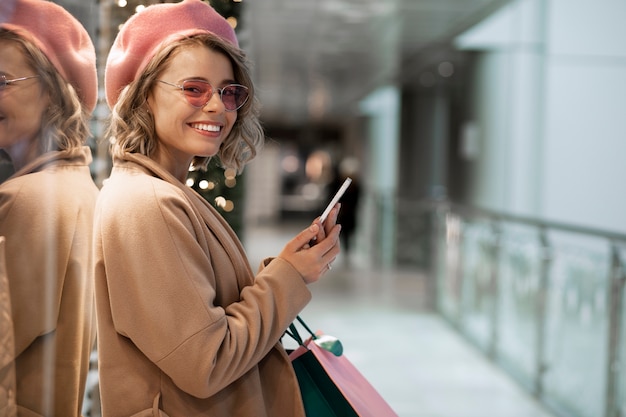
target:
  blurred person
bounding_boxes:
[95,1,342,415]
[330,157,361,265]
[0,0,99,415]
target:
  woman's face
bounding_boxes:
[147,44,238,179]
[0,39,49,165]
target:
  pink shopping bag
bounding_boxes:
[287,317,398,417]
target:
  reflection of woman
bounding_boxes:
[0,0,99,415]
[95,1,341,415]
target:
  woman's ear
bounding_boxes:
[145,95,153,114]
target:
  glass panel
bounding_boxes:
[437,212,463,324]
[614,244,626,416]
[495,223,543,390]
[542,231,610,417]
[459,219,497,351]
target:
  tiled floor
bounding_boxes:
[245,220,557,417]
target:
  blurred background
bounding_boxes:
[45,0,626,416]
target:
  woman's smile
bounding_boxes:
[189,121,222,134]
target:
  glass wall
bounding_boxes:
[435,204,626,417]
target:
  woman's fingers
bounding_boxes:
[278,223,342,284]
[317,223,341,257]
[286,223,320,252]
[324,203,341,236]
[309,203,341,246]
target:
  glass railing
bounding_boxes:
[432,203,626,417]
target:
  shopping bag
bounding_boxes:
[286,316,398,417]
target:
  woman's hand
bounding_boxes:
[277,204,342,284]
[305,202,341,247]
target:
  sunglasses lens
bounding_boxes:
[181,80,212,108]
[221,85,249,111]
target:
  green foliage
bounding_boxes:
[206,0,242,22]
[187,158,245,237]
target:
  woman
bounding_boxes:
[0,0,99,415]
[96,1,341,416]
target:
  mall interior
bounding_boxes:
[14,0,626,416]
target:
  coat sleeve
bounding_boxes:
[97,177,311,398]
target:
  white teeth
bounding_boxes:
[191,123,220,132]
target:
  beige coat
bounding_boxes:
[0,147,99,416]
[94,154,311,417]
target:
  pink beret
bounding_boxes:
[0,0,98,112]
[105,0,238,108]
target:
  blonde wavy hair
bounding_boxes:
[0,29,92,153]
[107,33,264,173]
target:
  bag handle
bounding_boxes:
[285,315,344,356]
[285,315,315,347]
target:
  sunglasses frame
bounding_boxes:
[157,79,249,112]
[0,75,39,89]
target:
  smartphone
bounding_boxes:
[319,177,352,224]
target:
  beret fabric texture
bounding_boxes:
[0,0,98,112]
[105,0,238,108]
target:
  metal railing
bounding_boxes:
[431,202,626,417]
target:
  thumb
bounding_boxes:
[290,223,320,250]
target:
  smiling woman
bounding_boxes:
[94,1,342,415]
